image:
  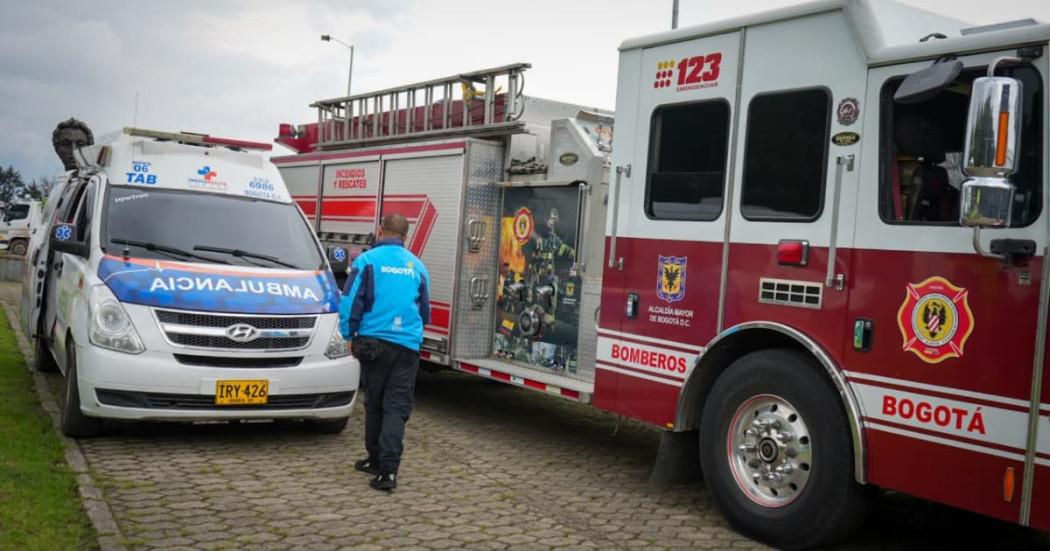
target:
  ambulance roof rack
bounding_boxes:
[123,127,273,151]
[310,63,531,150]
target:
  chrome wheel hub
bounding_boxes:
[727,394,812,507]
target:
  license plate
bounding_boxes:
[215,380,269,405]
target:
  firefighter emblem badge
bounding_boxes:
[836,97,860,126]
[512,207,534,244]
[897,276,974,364]
[656,256,687,303]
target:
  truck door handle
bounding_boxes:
[607,165,627,271]
[825,155,852,290]
[469,277,490,309]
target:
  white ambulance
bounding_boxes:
[21,128,359,437]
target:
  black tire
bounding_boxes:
[9,239,27,256]
[699,349,868,550]
[61,343,102,438]
[33,337,58,372]
[306,417,349,434]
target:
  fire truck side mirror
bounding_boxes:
[960,76,1023,228]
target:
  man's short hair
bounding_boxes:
[381,213,410,237]
[52,118,94,149]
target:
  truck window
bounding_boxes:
[4,204,29,222]
[880,65,1043,226]
[741,88,831,221]
[645,100,730,221]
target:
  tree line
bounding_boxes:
[0,165,54,206]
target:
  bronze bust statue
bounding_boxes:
[52,118,94,171]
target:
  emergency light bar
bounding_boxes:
[123,127,273,152]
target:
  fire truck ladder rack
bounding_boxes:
[311,63,531,150]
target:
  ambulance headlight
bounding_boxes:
[325,327,350,359]
[89,285,144,354]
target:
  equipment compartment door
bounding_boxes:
[848,52,1048,525]
[319,159,380,237]
[494,185,583,375]
[380,152,464,349]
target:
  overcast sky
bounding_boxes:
[1,0,1047,180]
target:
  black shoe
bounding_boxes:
[354,458,380,475]
[370,473,397,491]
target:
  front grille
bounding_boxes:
[168,334,311,350]
[173,354,304,368]
[156,310,316,329]
[96,389,354,410]
[155,308,317,351]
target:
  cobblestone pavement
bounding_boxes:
[3,281,1046,550]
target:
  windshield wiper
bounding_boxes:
[110,238,229,265]
[193,245,299,269]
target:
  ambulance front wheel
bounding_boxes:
[61,340,102,438]
[699,349,868,550]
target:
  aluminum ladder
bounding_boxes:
[311,63,531,149]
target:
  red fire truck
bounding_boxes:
[274,1,1050,547]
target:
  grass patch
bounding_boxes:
[0,309,96,550]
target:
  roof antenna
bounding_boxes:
[131,91,140,164]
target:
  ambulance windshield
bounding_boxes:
[102,186,323,271]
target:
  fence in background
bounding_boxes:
[0,255,24,282]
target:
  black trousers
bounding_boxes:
[360,338,419,474]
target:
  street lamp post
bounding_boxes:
[320,34,354,97]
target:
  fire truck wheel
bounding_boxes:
[33,337,58,372]
[61,341,103,438]
[699,348,867,550]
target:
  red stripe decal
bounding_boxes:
[428,305,450,329]
[847,375,1031,414]
[272,142,464,164]
[598,332,702,355]
[409,199,438,256]
[595,359,686,382]
[295,199,316,216]
[523,379,546,391]
[322,199,377,219]
[865,417,1026,455]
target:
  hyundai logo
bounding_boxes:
[225,323,259,343]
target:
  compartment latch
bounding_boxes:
[469,276,490,309]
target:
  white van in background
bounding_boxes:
[21,128,359,437]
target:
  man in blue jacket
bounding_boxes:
[340,213,430,491]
